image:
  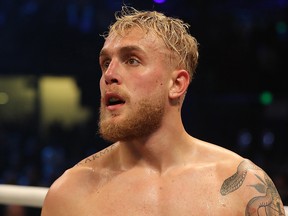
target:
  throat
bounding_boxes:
[119,140,185,174]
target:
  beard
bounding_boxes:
[98,95,165,143]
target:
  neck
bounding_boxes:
[116,118,192,174]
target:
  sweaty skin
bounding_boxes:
[41,140,285,216]
[41,25,285,216]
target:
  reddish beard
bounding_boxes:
[98,96,165,142]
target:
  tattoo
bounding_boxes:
[220,160,285,215]
[220,160,260,195]
[76,144,116,166]
[245,174,285,215]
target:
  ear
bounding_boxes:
[169,69,190,99]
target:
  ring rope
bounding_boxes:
[0,184,287,214]
[0,184,48,208]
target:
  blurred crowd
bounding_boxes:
[0,116,107,215]
[0,0,287,214]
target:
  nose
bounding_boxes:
[103,61,120,85]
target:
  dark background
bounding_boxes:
[0,0,287,214]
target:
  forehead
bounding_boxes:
[101,27,167,54]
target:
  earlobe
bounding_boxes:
[169,70,190,99]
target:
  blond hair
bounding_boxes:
[103,6,199,81]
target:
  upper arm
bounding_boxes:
[41,164,101,216]
[41,168,84,216]
[245,166,284,215]
[41,177,71,216]
[220,159,285,215]
[41,189,62,216]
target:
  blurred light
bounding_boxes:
[237,130,252,149]
[153,0,166,4]
[39,76,91,129]
[277,0,288,8]
[0,12,5,26]
[276,21,287,35]
[0,92,9,105]
[259,91,273,105]
[262,131,275,149]
[80,5,94,33]
[67,3,78,27]
[20,1,38,15]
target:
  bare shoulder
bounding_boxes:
[219,158,285,215]
[193,138,285,215]
[41,143,118,216]
[192,138,246,170]
[41,165,94,215]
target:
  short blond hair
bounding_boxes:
[103,6,199,81]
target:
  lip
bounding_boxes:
[104,92,126,111]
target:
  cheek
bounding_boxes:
[132,79,168,101]
[137,71,167,88]
[99,74,105,84]
[99,76,106,94]
[131,80,159,95]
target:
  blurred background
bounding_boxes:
[0,0,287,214]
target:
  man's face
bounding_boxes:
[98,28,174,142]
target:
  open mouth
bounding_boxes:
[107,97,125,106]
[105,94,126,107]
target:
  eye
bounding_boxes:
[101,59,111,71]
[126,58,140,66]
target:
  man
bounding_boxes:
[41,6,285,216]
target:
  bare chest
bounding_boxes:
[74,171,239,216]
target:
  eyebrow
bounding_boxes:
[99,45,145,58]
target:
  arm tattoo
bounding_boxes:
[220,160,260,195]
[245,174,285,215]
[220,160,285,215]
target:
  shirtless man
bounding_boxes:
[41,6,285,216]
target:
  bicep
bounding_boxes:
[41,175,74,216]
[220,159,285,215]
[41,187,68,216]
[244,168,285,215]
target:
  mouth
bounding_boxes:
[105,93,126,109]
